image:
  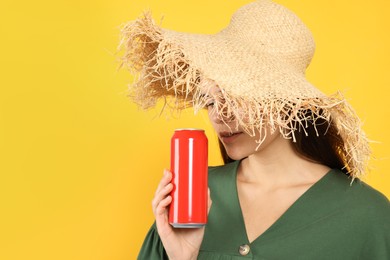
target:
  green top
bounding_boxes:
[138,160,390,259]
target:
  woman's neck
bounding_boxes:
[237,136,330,189]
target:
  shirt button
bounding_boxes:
[239,244,250,256]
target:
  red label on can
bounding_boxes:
[169,129,208,228]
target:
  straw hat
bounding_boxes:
[119,0,370,178]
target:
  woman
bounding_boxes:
[119,1,390,259]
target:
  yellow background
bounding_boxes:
[1,0,389,259]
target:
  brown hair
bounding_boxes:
[219,110,349,175]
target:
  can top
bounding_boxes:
[175,128,205,132]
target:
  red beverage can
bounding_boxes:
[169,128,208,228]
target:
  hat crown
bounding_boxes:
[222,0,315,73]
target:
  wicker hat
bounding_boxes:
[119,0,370,178]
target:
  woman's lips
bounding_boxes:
[219,131,243,144]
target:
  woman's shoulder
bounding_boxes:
[208,160,239,174]
[341,173,389,205]
[208,161,239,181]
[207,160,240,191]
[330,169,390,218]
[342,176,390,257]
[351,179,389,216]
[353,179,389,203]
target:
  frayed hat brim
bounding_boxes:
[119,4,371,179]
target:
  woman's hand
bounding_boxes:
[152,169,212,260]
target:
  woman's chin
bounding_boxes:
[226,151,247,161]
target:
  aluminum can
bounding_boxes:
[169,128,208,228]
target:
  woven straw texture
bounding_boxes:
[119,0,370,179]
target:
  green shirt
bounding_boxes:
[138,161,390,259]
